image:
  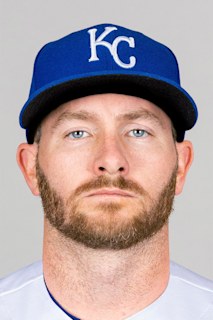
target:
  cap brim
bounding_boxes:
[20,73,197,143]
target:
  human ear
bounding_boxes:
[175,140,194,195]
[16,143,40,196]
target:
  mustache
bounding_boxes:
[73,175,147,197]
[35,157,148,198]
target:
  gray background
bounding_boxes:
[0,0,212,279]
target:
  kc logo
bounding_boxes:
[88,26,136,69]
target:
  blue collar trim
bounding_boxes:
[44,279,81,320]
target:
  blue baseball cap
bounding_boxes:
[19,23,198,143]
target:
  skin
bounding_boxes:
[17,93,193,320]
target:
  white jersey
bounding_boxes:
[0,261,212,320]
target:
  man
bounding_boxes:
[0,23,212,319]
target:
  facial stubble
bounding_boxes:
[36,157,177,250]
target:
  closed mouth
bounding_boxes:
[86,189,135,198]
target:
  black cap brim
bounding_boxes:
[21,74,197,143]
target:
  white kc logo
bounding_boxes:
[88,26,136,69]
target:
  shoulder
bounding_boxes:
[169,261,213,318]
[0,261,45,319]
[170,261,213,292]
[0,261,43,296]
[0,261,68,319]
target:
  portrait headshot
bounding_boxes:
[0,1,213,319]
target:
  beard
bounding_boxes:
[36,158,177,250]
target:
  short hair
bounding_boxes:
[34,125,41,144]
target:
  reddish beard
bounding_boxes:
[36,157,177,250]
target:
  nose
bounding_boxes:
[93,136,129,176]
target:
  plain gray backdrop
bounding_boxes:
[0,0,212,279]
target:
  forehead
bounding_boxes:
[42,93,172,127]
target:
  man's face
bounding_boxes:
[35,94,180,249]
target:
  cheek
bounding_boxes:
[130,147,177,193]
[38,146,93,197]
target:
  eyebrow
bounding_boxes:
[116,109,164,128]
[52,110,99,130]
[52,108,164,131]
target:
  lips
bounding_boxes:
[86,189,135,198]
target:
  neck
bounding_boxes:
[43,221,170,320]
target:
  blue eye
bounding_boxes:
[68,131,88,139]
[129,129,148,138]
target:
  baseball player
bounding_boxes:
[0,24,213,319]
